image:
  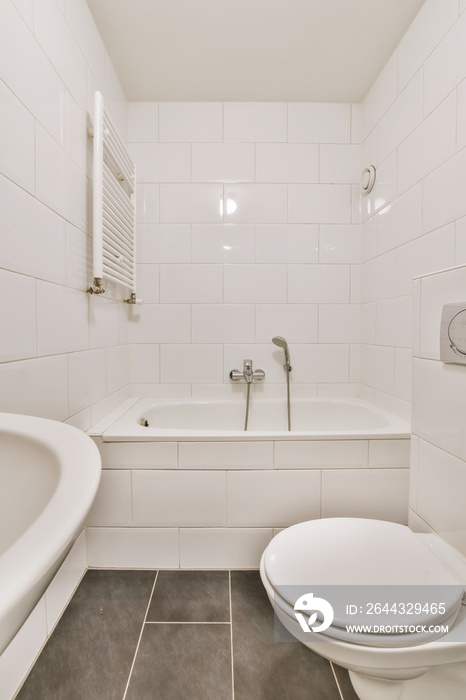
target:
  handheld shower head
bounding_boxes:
[272,336,291,369]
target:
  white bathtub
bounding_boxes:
[0,413,101,655]
[103,397,410,441]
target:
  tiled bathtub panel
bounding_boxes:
[86,528,180,568]
[226,470,321,527]
[132,471,227,526]
[178,441,274,469]
[180,528,274,569]
[94,439,178,469]
[274,440,369,469]
[368,439,411,467]
[86,470,132,527]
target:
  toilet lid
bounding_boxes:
[263,518,464,644]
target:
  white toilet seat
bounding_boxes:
[261,518,464,648]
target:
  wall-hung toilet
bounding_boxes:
[260,518,466,700]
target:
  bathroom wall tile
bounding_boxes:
[360,344,395,394]
[317,383,359,398]
[66,0,107,91]
[96,439,177,469]
[66,225,91,291]
[350,265,361,305]
[423,11,466,117]
[368,439,411,468]
[409,434,419,511]
[376,296,413,349]
[322,469,409,523]
[135,264,159,304]
[128,143,190,182]
[0,595,47,700]
[318,304,360,344]
[133,471,226,526]
[129,384,191,398]
[87,470,132,526]
[160,264,223,303]
[136,224,190,262]
[319,225,361,264]
[0,270,36,362]
[135,185,160,223]
[159,102,222,142]
[398,93,456,192]
[223,343,287,384]
[179,442,273,469]
[255,224,318,264]
[36,282,88,355]
[89,296,119,348]
[288,265,350,304]
[291,344,350,384]
[224,264,286,303]
[394,348,413,402]
[0,355,69,420]
[361,53,397,139]
[10,0,34,28]
[377,183,422,254]
[416,439,466,557]
[423,147,466,233]
[161,344,223,383]
[192,143,254,182]
[180,528,273,569]
[376,70,423,165]
[360,151,397,221]
[86,527,179,568]
[128,304,190,344]
[65,408,91,432]
[129,344,159,383]
[361,302,376,345]
[90,391,122,426]
[106,345,129,394]
[192,304,255,343]
[457,79,466,152]
[223,184,287,223]
[274,440,368,469]
[395,225,455,296]
[361,217,377,263]
[397,0,458,92]
[45,531,87,633]
[255,144,319,183]
[412,278,421,359]
[374,390,410,422]
[351,103,362,143]
[419,265,466,360]
[68,349,107,415]
[288,185,352,224]
[361,251,396,303]
[127,102,158,142]
[0,79,34,193]
[227,471,321,526]
[160,184,223,222]
[192,224,255,263]
[104,55,128,139]
[224,103,287,142]
[319,145,360,184]
[287,103,350,143]
[65,94,90,177]
[0,0,66,145]
[455,216,466,265]
[255,304,318,344]
[412,358,466,463]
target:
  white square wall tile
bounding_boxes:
[361,54,397,139]
[136,185,159,224]
[0,80,35,193]
[106,345,129,394]
[161,344,223,383]
[0,270,36,362]
[377,184,422,255]
[130,344,159,383]
[128,304,190,344]
[136,224,190,262]
[255,144,319,183]
[255,304,318,344]
[291,344,349,383]
[135,264,159,304]
[376,70,423,165]
[128,143,190,182]
[322,469,409,524]
[159,103,222,142]
[127,102,158,142]
[423,148,466,233]
[288,265,350,303]
[192,305,255,343]
[180,528,273,569]
[255,224,318,264]
[224,264,286,303]
[396,225,455,296]
[90,296,119,348]
[368,439,411,468]
[274,441,368,469]
[160,184,223,223]
[96,440,177,469]
[86,528,179,568]
[0,355,68,420]
[160,264,222,303]
[376,296,413,349]
[227,471,321,526]
[458,79,466,152]
[192,143,254,182]
[319,305,360,344]
[288,103,350,143]
[394,349,413,402]
[288,185,352,224]
[319,145,360,184]
[37,282,89,355]
[86,470,132,526]
[192,224,255,263]
[320,225,361,264]
[179,442,273,469]
[68,349,107,415]
[224,184,287,223]
[224,103,287,142]
[133,471,226,526]
[360,344,395,395]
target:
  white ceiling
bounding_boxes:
[87,0,426,103]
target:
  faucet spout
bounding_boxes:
[243,359,253,383]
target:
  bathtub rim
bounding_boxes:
[100,397,411,442]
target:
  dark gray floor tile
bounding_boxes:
[147,570,230,622]
[125,623,232,700]
[17,570,155,700]
[231,571,341,700]
[333,663,359,700]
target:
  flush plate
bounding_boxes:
[440,302,466,365]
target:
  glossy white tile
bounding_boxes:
[160,184,223,222]
[319,304,360,344]
[192,304,255,343]
[192,143,254,182]
[160,264,222,303]
[179,441,273,469]
[0,355,68,420]
[128,304,191,344]
[129,344,159,384]
[180,528,273,569]
[37,282,89,355]
[128,143,190,182]
[395,225,455,296]
[68,349,107,415]
[136,224,190,263]
[127,102,158,142]
[192,224,255,263]
[423,147,466,233]
[376,70,423,164]
[224,103,287,142]
[224,264,286,303]
[255,304,318,344]
[0,79,34,193]
[274,440,368,469]
[288,185,352,224]
[256,144,319,183]
[0,270,36,362]
[87,527,179,568]
[368,439,411,468]
[87,470,132,526]
[319,145,360,184]
[288,265,350,303]
[135,184,160,223]
[135,264,159,304]
[288,103,350,143]
[319,225,361,264]
[223,184,287,223]
[255,224,318,263]
[160,344,223,383]
[376,296,413,349]
[159,102,222,142]
[96,439,177,469]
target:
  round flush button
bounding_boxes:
[361,165,376,195]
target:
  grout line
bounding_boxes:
[330,661,345,700]
[122,570,159,700]
[229,570,235,700]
